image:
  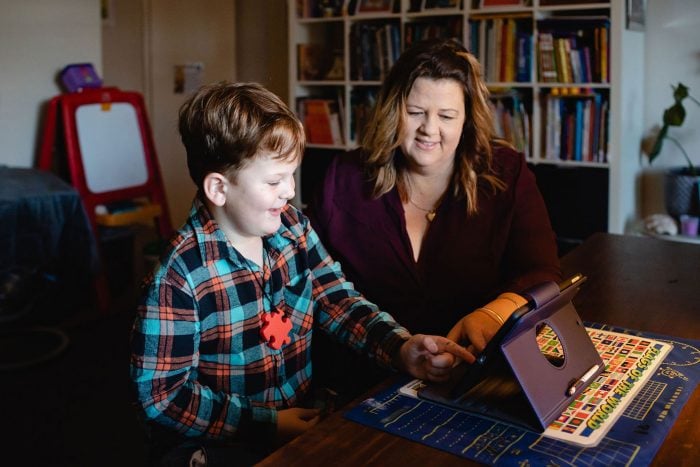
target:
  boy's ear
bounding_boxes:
[202,172,229,207]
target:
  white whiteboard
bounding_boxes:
[75,102,149,193]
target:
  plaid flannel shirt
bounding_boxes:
[130,197,410,441]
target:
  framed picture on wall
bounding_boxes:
[356,0,394,14]
[101,0,115,27]
[626,0,646,31]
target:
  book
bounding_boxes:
[554,37,571,83]
[581,98,592,161]
[599,24,609,82]
[598,99,609,162]
[574,99,583,161]
[545,94,561,160]
[591,91,602,162]
[569,46,583,83]
[299,98,344,145]
[538,32,557,82]
[515,30,531,82]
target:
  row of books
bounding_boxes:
[408,0,460,12]
[296,0,463,18]
[296,0,399,18]
[490,90,531,158]
[350,22,401,81]
[543,90,609,163]
[295,0,609,19]
[469,16,532,83]
[297,97,346,145]
[537,18,609,84]
[297,0,602,18]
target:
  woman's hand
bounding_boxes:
[446,312,500,355]
[397,334,476,382]
[447,292,529,353]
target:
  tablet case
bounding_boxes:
[418,278,604,432]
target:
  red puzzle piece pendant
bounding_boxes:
[260,309,292,350]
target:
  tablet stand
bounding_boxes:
[419,280,604,432]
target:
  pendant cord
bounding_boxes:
[405,175,447,222]
[407,193,446,222]
[252,245,275,309]
[408,198,436,214]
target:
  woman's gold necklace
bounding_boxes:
[408,198,438,222]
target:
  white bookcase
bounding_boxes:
[287,0,644,241]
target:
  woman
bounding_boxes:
[308,38,561,399]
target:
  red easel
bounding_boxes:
[38,87,173,313]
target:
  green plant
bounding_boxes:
[645,82,700,176]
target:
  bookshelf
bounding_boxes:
[288,0,645,244]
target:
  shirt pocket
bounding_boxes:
[281,271,314,337]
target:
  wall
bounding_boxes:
[0,0,101,168]
[100,0,287,226]
[641,0,700,216]
[145,0,236,225]
[235,0,288,102]
[101,0,146,93]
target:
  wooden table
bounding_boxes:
[258,233,700,466]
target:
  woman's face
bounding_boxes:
[400,77,466,175]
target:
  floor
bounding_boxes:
[2,233,150,466]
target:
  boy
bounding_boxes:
[130,82,471,464]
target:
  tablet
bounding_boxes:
[424,273,587,401]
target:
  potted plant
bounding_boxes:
[643,83,700,219]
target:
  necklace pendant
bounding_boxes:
[426,211,436,222]
[260,309,292,350]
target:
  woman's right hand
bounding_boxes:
[446,311,500,355]
[447,292,529,354]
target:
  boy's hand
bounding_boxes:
[397,335,475,382]
[276,407,321,446]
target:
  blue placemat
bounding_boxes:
[344,324,700,466]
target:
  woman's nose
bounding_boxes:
[419,114,438,134]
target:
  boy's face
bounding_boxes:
[219,151,298,243]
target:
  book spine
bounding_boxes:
[600,24,608,83]
[303,99,334,145]
[538,32,557,82]
[574,99,583,161]
[554,38,570,83]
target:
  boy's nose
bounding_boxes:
[281,180,295,200]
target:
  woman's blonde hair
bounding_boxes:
[361,39,509,215]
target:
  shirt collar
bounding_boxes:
[188,195,297,268]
